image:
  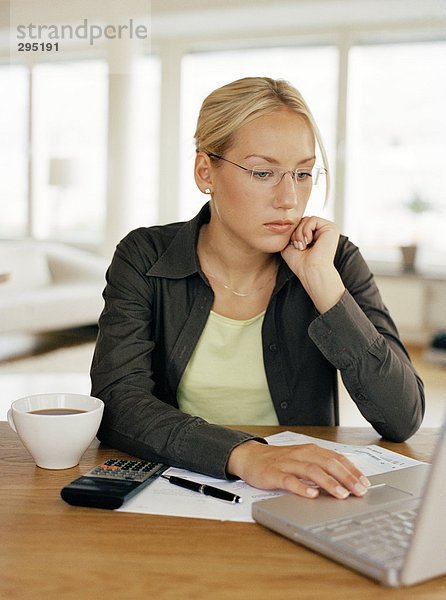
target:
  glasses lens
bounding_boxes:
[294,169,314,186]
[250,168,278,185]
[250,166,326,187]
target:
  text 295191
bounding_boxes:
[18,42,59,52]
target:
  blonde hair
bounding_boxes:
[194,76,330,200]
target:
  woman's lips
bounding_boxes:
[263,221,294,234]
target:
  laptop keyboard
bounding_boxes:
[309,505,419,567]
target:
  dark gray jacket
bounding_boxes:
[91,203,424,478]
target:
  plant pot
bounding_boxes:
[399,244,417,273]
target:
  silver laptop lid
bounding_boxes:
[401,420,446,586]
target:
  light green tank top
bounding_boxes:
[177,310,279,425]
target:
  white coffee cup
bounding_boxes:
[7,393,104,469]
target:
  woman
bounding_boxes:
[91,77,424,500]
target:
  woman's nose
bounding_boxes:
[273,172,299,209]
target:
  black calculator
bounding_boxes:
[60,459,168,510]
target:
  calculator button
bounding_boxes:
[85,459,165,482]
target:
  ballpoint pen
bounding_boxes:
[161,474,243,504]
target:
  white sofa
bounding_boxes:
[0,240,108,334]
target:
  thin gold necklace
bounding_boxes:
[202,263,278,298]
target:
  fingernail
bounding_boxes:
[335,486,350,498]
[360,476,371,487]
[306,487,319,497]
[354,483,367,495]
[297,241,305,251]
[293,241,299,249]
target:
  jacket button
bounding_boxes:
[269,344,277,352]
[280,401,288,410]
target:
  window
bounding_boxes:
[126,54,161,231]
[179,46,338,221]
[0,64,28,238]
[1,55,160,247]
[32,59,108,244]
[345,41,446,268]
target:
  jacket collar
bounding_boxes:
[146,203,211,279]
[146,202,295,293]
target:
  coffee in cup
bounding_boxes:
[7,393,104,469]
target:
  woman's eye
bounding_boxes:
[252,169,273,179]
[295,170,312,181]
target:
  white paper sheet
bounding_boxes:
[117,431,424,522]
[264,431,423,476]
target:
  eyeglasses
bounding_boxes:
[207,152,326,189]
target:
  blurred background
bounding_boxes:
[0,0,445,424]
[1,0,445,259]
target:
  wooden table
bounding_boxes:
[1,423,445,599]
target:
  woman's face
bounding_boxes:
[205,108,316,254]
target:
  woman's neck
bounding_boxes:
[198,221,277,290]
[197,218,279,320]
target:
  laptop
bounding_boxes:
[252,420,446,587]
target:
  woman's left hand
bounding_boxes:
[281,215,339,274]
[281,216,345,313]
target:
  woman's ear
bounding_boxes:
[194,152,214,195]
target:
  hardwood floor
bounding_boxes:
[0,325,98,363]
[0,327,97,420]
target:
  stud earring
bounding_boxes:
[204,188,212,194]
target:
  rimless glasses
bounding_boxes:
[207,152,326,189]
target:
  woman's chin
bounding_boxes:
[259,236,292,254]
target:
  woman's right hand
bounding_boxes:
[226,440,370,499]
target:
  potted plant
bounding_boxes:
[399,192,433,272]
